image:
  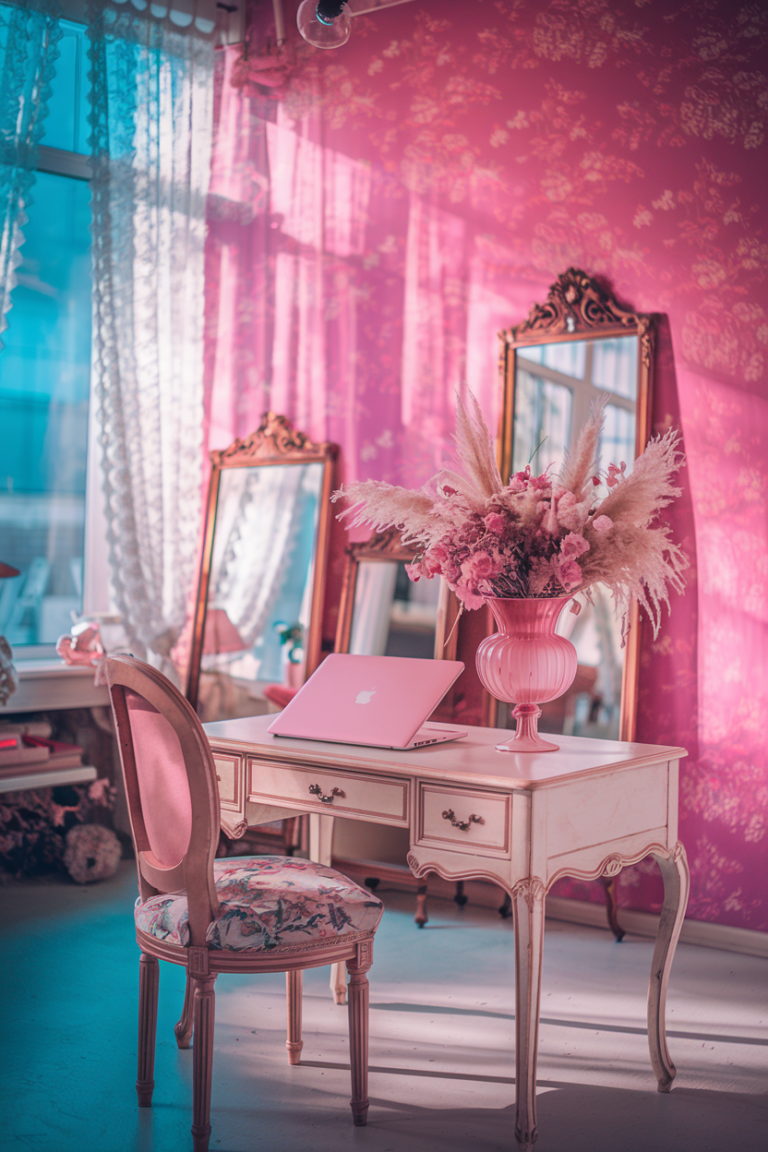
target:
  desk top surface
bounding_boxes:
[205,715,686,792]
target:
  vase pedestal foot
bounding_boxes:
[496,705,559,754]
[496,735,559,753]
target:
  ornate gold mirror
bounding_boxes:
[335,528,459,662]
[492,268,655,742]
[187,413,337,720]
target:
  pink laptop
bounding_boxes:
[267,654,467,749]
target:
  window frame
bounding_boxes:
[7,12,105,662]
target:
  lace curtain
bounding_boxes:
[87,1,214,675]
[0,0,61,347]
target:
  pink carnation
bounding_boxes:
[508,467,531,493]
[528,470,552,492]
[453,579,486,610]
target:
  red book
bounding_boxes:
[22,735,84,766]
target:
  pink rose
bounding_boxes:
[560,532,590,560]
[467,550,500,581]
[483,512,507,535]
[555,558,583,592]
[591,515,613,535]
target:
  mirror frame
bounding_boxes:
[186,412,338,711]
[494,267,656,742]
[335,527,459,662]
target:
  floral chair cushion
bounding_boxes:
[135,856,384,953]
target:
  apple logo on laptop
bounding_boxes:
[355,689,376,705]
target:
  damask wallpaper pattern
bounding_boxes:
[203,0,767,931]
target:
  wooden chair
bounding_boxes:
[105,655,384,1152]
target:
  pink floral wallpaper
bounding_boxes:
[204,0,767,931]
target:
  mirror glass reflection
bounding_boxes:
[198,461,324,719]
[349,561,439,660]
[513,336,638,477]
[502,334,639,741]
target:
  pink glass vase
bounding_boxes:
[476,597,578,754]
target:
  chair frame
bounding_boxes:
[107,655,375,1152]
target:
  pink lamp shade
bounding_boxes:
[203,608,246,655]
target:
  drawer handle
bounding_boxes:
[309,784,346,805]
[442,808,485,832]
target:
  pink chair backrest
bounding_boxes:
[124,688,192,869]
[106,655,220,943]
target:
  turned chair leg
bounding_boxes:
[346,945,373,1127]
[191,972,217,1152]
[137,953,159,1106]
[286,969,303,1065]
[175,970,194,1049]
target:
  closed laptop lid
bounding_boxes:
[267,654,464,748]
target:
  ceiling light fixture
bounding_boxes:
[296,0,416,51]
[296,0,351,49]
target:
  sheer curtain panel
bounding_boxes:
[0,0,61,346]
[87,1,214,676]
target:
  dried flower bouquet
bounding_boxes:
[333,392,687,637]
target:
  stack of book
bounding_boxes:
[0,725,84,780]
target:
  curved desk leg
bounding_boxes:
[309,812,346,1005]
[648,843,690,1092]
[415,882,429,928]
[512,878,546,1149]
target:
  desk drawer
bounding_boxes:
[248,758,409,827]
[417,783,510,856]
[213,753,242,808]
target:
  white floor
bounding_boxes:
[2,863,766,1152]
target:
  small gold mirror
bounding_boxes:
[335,527,459,664]
[186,413,337,720]
[493,268,655,742]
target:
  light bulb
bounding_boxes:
[297,0,351,49]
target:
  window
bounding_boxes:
[0,14,92,655]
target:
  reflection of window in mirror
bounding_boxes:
[514,336,638,483]
[349,561,440,660]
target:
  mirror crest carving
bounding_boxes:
[501,267,653,366]
[213,411,332,467]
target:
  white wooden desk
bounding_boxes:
[204,716,689,1149]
